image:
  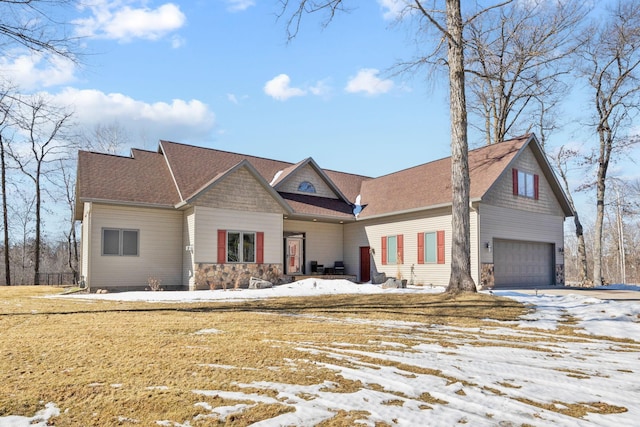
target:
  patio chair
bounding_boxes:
[333,261,345,274]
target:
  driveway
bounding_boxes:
[509,287,640,302]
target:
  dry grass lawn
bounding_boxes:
[0,285,629,425]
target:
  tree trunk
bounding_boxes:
[445,0,476,293]
[0,134,9,286]
[593,127,612,287]
[574,213,589,285]
[33,169,41,285]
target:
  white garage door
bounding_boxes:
[493,240,554,287]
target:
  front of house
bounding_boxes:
[75,134,573,291]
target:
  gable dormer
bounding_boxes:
[273,158,352,203]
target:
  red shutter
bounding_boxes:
[381,236,387,265]
[512,168,519,195]
[417,233,425,264]
[397,234,404,264]
[256,232,264,263]
[437,230,445,264]
[217,230,226,264]
[534,174,539,200]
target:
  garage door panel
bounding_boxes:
[494,240,554,287]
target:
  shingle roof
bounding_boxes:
[357,135,529,219]
[75,149,181,219]
[158,140,370,204]
[76,134,568,222]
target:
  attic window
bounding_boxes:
[298,181,316,193]
[512,168,539,200]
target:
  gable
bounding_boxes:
[276,164,339,199]
[191,167,286,214]
[483,145,564,216]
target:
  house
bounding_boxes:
[74,133,573,291]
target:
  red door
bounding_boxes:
[360,246,371,283]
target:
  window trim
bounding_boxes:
[101,228,139,257]
[381,234,403,265]
[417,230,445,265]
[297,181,316,193]
[512,168,539,200]
[217,230,265,264]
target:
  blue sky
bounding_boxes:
[1,0,637,233]
[2,0,457,178]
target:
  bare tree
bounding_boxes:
[464,0,587,146]
[551,146,589,285]
[58,158,78,282]
[578,0,640,286]
[81,122,131,155]
[279,0,517,292]
[0,0,78,60]
[6,93,74,284]
[0,85,14,285]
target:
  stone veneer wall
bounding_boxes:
[194,263,283,290]
[555,264,565,286]
[480,263,495,290]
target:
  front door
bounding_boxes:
[360,246,371,283]
[286,237,303,275]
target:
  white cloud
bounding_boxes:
[378,0,409,20]
[226,0,256,12]
[309,79,333,98]
[264,74,307,101]
[52,88,216,144]
[345,68,394,96]
[74,1,186,43]
[0,52,77,90]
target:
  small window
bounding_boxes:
[297,181,316,193]
[227,231,256,263]
[425,232,437,263]
[102,228,139,256]
[418,230,445,264]
[513,168,539,199]
[381,234,403,265]
[387,235,397,264]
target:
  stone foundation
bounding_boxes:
[480,263,495,290]
[555,264,565,286]
[193,263,283,290]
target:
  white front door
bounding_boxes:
[286,237,303,274]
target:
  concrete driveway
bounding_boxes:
[509,287,640,301]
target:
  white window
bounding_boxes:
[297,181,316,193]
[518,170,535,198]
[387,235,397,264]
[227,231,256,263]
[102,228,139,256]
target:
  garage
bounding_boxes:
[493,239,555,287]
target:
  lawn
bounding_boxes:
[0,284,638,426]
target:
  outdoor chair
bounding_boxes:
[334,261,345,274]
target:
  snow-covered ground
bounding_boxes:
[5,279,640,426]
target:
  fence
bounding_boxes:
[35,272,78,286]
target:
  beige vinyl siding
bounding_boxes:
[183,207,195,290]
[478,203,564,265]
[80,202,92,286]
[483,145,564,216]
[284,219,343,274]
[194,207,283,264]
[346,208,479,287]
[277,164,339,199]
[88,203,183,290]
[343,221,369,279]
